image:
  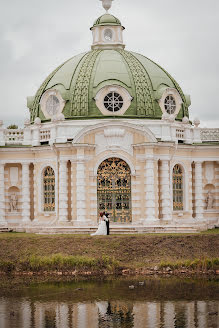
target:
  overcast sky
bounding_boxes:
[0,0,218,128]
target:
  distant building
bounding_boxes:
[0,0,218,233]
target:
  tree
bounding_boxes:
[7,124,18,129]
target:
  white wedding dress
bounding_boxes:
[91,219,107,236]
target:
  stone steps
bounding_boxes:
[23,225,201,234]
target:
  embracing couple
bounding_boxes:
[91,212,110,236]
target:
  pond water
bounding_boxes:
[0,277,218,328]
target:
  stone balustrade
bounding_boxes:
[200,128,219,141]
[4,129,24,145]
[0,122,219,146]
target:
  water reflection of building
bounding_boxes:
[0,298,218,327]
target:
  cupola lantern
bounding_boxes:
[91,0,125,50]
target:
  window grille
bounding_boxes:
[164,95,176,114]
[46,95,60,116]
[173,164,183,210]
[103,92,123,112]
[43,167,55,211]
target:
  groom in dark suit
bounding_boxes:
[105,213,110,235]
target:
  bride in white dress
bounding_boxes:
[91,212,107,236]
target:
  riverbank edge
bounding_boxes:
[0,265,219,278]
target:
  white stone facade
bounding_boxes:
[0,118,218,233]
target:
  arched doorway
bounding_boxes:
[97,158,132,223]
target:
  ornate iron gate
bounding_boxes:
[97,158,132,223]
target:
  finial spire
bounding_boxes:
[100,0,114,13]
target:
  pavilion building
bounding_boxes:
[0,0,218,233]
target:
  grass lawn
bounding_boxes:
[0,229,218,274]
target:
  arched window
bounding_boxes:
[43,166,55,211]
[173,164,183,211]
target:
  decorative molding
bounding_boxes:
[70,50,101,116]
[118,50,155,117]
[73,120,157,144]
[95,128,133,156]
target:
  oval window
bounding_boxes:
[46,95,60,116]
[164,95,176,114]
[103,92,123,112]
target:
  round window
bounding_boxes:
[46,95,60,116]
[104,29,113,41]
[103,92,123,112]
[164,95,176,114]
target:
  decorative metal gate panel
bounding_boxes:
[97,158,132,223]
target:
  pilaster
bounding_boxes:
[160,160,172,220]
[194,161,204,220]
[76,148,86,223]
[0,164,6,224]
[145,156,158,222]
[58,160,68,222]
[22,163,31,223]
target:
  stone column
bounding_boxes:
[160,160,172,220]
[76,148,86,223]
[58,159,68,222]
[22,163,31,223]
[0,164,6,224]
[145,156,158,222]
[194,161,204,220]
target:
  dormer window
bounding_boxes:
[164,95,176,114]
[46,95,60,116]
[104,92,123,112]
[40,89,65,119]
[95,85,132,116]
[159,88,182,119]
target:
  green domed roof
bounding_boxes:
[28,49,189,123]
[93,14,121,27]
